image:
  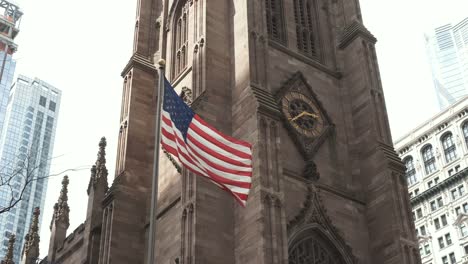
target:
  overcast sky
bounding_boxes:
[6,0,468,259]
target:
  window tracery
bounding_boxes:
[172,1,189,79]
[289,235,342,264]
[265,0,286,43]
[293,0,318,59]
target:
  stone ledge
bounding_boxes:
[339,21,377,49]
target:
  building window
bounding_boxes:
[420,225,427,235]
[293,0,319,59]
[431,201,437,211]
[437,197,444,207]
[49,101,56,112]
[442,256,448,264]
[424,243,430,255]
[459,185,465,196]
[455,206,461,215]
[39,96,46,107]
[428,181,433,188]
[404,156,417,185]
[441,214,447,226]
[442,133,457,163]
[463,203,468,213]
[434,177,439,184]
[288,230,343,264]
[463,122,468,147]
[416,208,423,218]
[172,1,189,79]
[445,233,452,245]
[439,237,445,249]
[414,188,420,195]
[434,218,441,230]
[451,189,459,200]
[449,252,456,264]
[464,245,468,255]
[265,0,286,43]
[460,224,467,237]
[422,145,437,174]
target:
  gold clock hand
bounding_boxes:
[289,111,318,122]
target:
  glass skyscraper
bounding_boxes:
[425,17,468,110]
[0,75,61,263]
[0,0,22,138]
[0,52,16,135]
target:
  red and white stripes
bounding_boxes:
[160,111,253,206]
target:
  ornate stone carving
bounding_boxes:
[288,184,357,264]
[275,72,334,163]
[180,87,193,105]
[88,137,109,194]
[1,234,15,264]
[23,207,40,260]
[51,176,70,229]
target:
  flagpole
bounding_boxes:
[147,59,166,264]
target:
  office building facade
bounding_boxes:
[0,75,61,263]
[0,0,22,138]
[425,17,468,110]
[395,97,468,264]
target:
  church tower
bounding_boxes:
[100,0,420,263]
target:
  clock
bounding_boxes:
[281,91,324,138]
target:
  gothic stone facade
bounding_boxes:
[40,0,420,263]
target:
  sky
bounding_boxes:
[3,0,468,260]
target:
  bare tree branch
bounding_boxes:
[0,150,90,215]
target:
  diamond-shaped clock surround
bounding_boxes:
[275,72,334,161]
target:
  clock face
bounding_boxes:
[281,92,324,138]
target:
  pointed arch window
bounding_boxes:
[293,0,318,59]
[404,156,417,185]
[265,0,286,43]
[441,133,457,163]
[289,230,344,264]
[462,122,468,147]
[422,145,437,175]
[172,1,189,79]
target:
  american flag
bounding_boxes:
[160,78,253,206]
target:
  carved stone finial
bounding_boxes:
[1,234,15,264]
[97,137,106,166]
[23,207,40,259]
[52,176,70,228]
[88,137,109,194]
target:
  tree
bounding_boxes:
[0,151,89,215]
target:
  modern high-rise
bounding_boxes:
[395,97,468,264]
[0,75,61,263]
[425,17,468,110]
[0,0,22,138]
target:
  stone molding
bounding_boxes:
[287,184,358,264]
[338,21,377,49]
[275,71,335,161]
[121,52,157,77]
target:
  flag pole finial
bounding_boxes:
[158,59,166,67]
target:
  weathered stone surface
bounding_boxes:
[40,0,419,264]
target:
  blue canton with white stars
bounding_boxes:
[163,78,195,141]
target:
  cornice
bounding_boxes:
[338,21,377,49]
[250,83,282,118]
[396,108,468,155]
[121,52,157,77]
[410,168,468,206]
